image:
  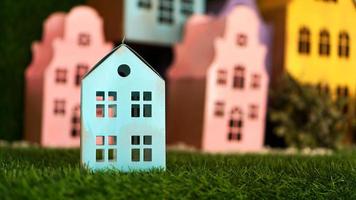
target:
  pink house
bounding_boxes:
[25,6,112,147]
[167,0,270,152]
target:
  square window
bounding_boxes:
[96,104,105,118]
[131,135,140,145]
[108,104,117,118]
[96,136,104,145]
[249,105,258,119]
[54,100,66,115]
[131,104,140,117]
[108,91,117,101]
[75,64,88,86]
[144,135,152,145]
[251,74,261,89]
[131,149,140,162]
[138,0,151,8]
[96,149,104,162]
[78,33,90,46]
[55,69,67,83]
[108,149,117,162]
[143,91,152,101]
[144,148,152,161]
[143,104,152,117]
[237,34,247,46]
[96,91,105,101]
[214,101,225,117]
[237,133,242,141]
[131,91,140,101]
[108,136,117,145]
[217,70,227,85]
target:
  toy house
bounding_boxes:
[81,44,166,171]
[88,0,206,45]
[258,0,356,108]
[24,6,112,147]
[167,0,270,152]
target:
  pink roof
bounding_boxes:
[167,15,225,79]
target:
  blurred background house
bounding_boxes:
[24,6,112,147]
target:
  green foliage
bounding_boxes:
[0,0,86,141]
[0,148,356,199]
[268,74,349,149]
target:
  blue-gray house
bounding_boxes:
[88,0,206,45]
[81,44,166,171]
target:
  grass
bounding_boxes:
[0,148,356,199]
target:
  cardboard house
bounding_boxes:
[88,0,206,45]
[81,44,166,171]
[258,0,356,104]
[167,0,270,152]
[24,6,112,147]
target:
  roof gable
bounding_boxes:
[83,44,163,80]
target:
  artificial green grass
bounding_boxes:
[0,148,356,199]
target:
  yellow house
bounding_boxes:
[259,0,356,103]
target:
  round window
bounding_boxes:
[117,64,131,77]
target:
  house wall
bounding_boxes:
[285,0,356,98]
[24,13,66,144]
[124,0,206,45]
[81,45,165,171]
[202,5,269,152]
[167,78,206,149]
[24,73,45,144]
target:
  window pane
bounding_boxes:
[96,91,105,101]
[108,136,117,145]
[144,148,152,161]
[96,104,105,118]
[144,135,152,145]
[131,104,140,117]
[181,0,194,16]
[108,91,117,101]
[131,149,140,162]
[75,64,88,86]
[54,100,66,115]
[217,70,227,85]
[237,34,247,46]
[143,104,152,117]
[108,104,117,118]
[108,149,117,162]
[56,69,67,83]
[96,136,104,145]
[96,149,104,162]
[131,91,140,101]
[138,0,151,8]
[131,135,140,145]
[143,91,152,101]
[78,33,90,46]
[158,0,174,24]
[214,101,224,117]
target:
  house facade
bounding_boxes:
[167,0,270,152]
[24,6,112,147]
[202,5,269,152]
[259,0,356,105]
[81,44,166,171]
[88,0,206,45]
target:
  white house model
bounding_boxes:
[81,44,166,171]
